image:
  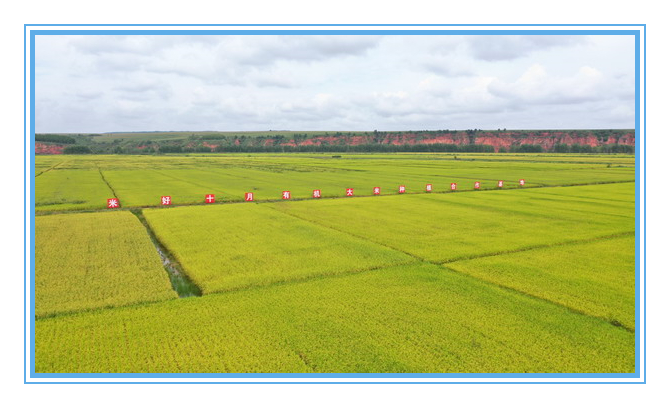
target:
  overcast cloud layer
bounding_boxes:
[35,34,635,133]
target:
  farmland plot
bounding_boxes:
[326,157,634,188]
[447,235,636,331]
[424,183,636,224]
[34,154,636,209]
[35,262,635,373]
[143,204,413,293]
[435,153,635,165]
[34,157,67,176]
[32,153,637,374]
[514,181,636,203]
[35,212,176,317]
[101,169,229,207]
[270,184,634,263]
[99,161,509,206]
[35,169,114,212]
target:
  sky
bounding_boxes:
[34,33,636,133]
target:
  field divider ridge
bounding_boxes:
[97,165,122,206]
[35,295,185,321]
[201,259,421,298]
[35,160,66,177]
[151,168,222,191]
[267,204,431,263]
[130,209,202,298]
[33,179,636,216]
[405,156,635,166]
[36,259,425,321]
[439,230,636,264]
[439,263,635,333]
[270,203,636,333]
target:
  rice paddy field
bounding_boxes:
[35,212,177,318]
[32,152,637,374]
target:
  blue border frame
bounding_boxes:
[25,25,645,384]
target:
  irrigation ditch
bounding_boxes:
[130,209,202,298]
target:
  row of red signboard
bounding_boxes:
[106,179,526,208]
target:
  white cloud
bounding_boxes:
[35,34,635,132]
[488,63,611,105]
[466,35,586,61]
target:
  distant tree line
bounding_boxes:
[551,143,634,154]
[63,145,92,154]
[59,141,634,155]
[36,134,77,144]
[155,143,497,154]
[40,129,635,155]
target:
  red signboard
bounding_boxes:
[107,198,119,208]
[474,181,481,190]
[519,179,526,186]
[498,180,504,188]
[399,185,406,194]
[205,194,215,203]
[282,191,291,200]
[373,187,381,195]
[161,196,171,205]
[346,188,354,196]
[245,192,254,201]
[313,189,321,198]
[426,184,432,192]
[450,183,457,191]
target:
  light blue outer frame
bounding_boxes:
[24,24,645,384]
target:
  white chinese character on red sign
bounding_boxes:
[282,191,291,200]
[107,198,119,208]
[373,187,381,195]
[346,188,354,196]
[313,189,321,198]
[498,180,504,188]
[451,183,457,191]
[426,184,432,192]
[399,185,406,193]
[474,182,481,189]
[245,192,254,201]
[205,194,215,203]
[519,179,526,186]
[161,196,171,205]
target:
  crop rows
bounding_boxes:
[447,234,636,331]
[35,211,176,317]
[143,204,413,294]
[134,183,635,302]
[35,169,115,211]
[32,154,637,374]
[34,153,635,211]
[35,262,635,373]
[268,183,635,263]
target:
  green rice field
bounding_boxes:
[143,204,413,293]
[35,211,176,318]
[33,153,637,374]
[34,153,634,211]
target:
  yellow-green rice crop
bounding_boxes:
[142,204,413,293]
[35,212,176,317]
[32,154,637,374]
[34,153,635,209]
[35,262,634,373]
[269,183,635,263]
[35,169,115,212]
[446,235,636,330]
